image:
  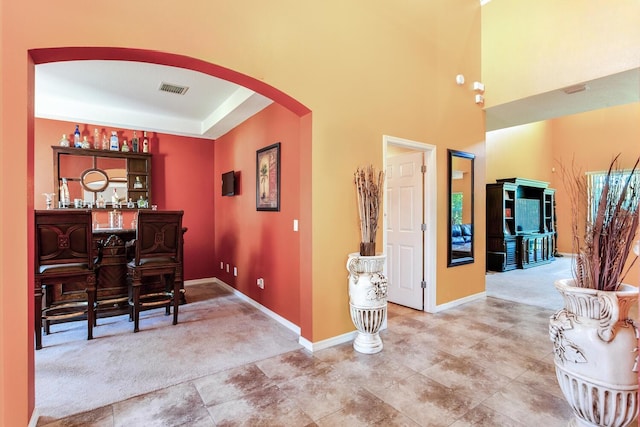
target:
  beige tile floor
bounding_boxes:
[38,294,580,427]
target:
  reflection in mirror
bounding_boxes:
[77,167,127,206]
[448,149,475,267]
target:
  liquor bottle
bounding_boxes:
[109,131,119,151]
[73,125,81,148]
[101,131,109,150]
[142,131,149,153]
[59,134,69,147]
[131,131,139,152]
[81,136,91,149]
[93,128,100,149]
[60,178,70,207]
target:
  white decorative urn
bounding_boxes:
[346,252,387,354]
[549,279,639,427]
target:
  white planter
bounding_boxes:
[346,252,387,354]
[549,278,639,427]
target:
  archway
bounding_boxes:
[27,46,313,419]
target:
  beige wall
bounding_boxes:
[486,122,554,185]
[482,0,640,107]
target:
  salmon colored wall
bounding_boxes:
[2,2,485,424]
[486,122,554,185]
[33,118,216,281]
[482,0,640,108]
[214,103,301,325]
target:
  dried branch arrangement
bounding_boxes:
[561,154,640,291]
[354,165,385,256]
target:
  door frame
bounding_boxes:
[382,135,437,313]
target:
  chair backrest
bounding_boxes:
[35,210,94,272]
[134,210,184,265]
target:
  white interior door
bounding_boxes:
[385,151,425,310]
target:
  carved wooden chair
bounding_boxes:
[127,210,183,332]
[34,210,96,350]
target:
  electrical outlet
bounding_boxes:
[257,278,264,289]
[233,267,238,277]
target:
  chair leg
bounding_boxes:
[132,281,141,333]
[43,284,51,335]
[165,276,171,317]
[86,278,95,341]
[172,278,180,326]
[35,281,43,350]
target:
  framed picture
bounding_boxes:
[256,142,281,211]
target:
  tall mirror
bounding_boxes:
[448,149,475,267]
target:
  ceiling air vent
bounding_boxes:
[159,82,189,95]
[562,83,588,95]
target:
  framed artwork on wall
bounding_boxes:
[256,142,281,211]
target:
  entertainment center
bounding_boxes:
[486,177,556,272]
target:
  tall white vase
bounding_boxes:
[549,279,639,427]
[346,252,387,354]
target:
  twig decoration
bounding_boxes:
[354,165,385,246]
[561,154,640,291]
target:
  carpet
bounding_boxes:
[485,255,572,311]
[35,282,302,421]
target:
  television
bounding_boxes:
[221,170,235,196]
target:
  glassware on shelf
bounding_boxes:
[42,193,55,210]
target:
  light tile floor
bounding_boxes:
[39,296,578,426]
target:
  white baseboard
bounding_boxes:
[431,291,486,312]
[210,278,301,336]
[29,408,39,427]
[299,330,357,352]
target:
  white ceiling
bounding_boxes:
[35,60,273,140]
[35,60,639,138]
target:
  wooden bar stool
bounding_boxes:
[34,210,97,350]
[127,210,183,332]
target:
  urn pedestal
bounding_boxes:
[549,279,639,427]
[346,253,387,354]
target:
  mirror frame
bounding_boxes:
[80,168,110,193]
[447,149,475,267]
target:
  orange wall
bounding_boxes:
[486,121,554,185]
[551,102,640,288]
[214,103,301,325]
[34,118,217,281]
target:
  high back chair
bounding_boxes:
[127,210,183,332]
[34,210,96,350]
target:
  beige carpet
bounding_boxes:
[485,255,572,311]
[35,282,302,421]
